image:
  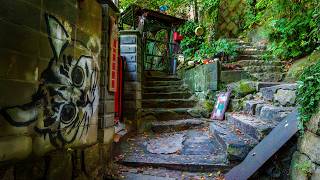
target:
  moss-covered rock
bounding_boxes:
[230,80,256,98]
[285,50,320,82]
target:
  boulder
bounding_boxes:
[298,131,320,164]
[260,83,297,101]
[229,80,256,97]
[274,89,296,106]
[306,111,320,136]
[290,151,316,180]
[259,105,295,122]
[311,166,320,180]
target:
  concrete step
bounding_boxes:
[238,55,263,60]
[239,49,264,55]
[118,130,229,172]
[142,99,197,108]
[226,113,276,140]
[151,119,205,133]
[144,85,188,93]
[237,60,282,67]
[210,121,258,161]
[143,92,192,99]
[144,80,182,87]
[243,65,283,73]
[146,76,180,81]
[250,72,284,82]
[142,108,194,121]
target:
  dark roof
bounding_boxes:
[121,5,186,28]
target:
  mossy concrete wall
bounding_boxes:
[290,110,320,179]
[178,63,220,100]
[0,0,117,179]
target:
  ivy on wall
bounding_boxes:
[296,59,320,130]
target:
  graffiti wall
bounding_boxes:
[0,0,119,179]
[1,14,100,147]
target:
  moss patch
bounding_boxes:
[285,50,320,82]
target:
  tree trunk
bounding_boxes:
[194,0,199,23]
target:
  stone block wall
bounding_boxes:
[178,63,220,100]
[290,111,320,179]
[120,30,142,130]
[0,0,117,179]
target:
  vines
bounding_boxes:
[296,59,320,130]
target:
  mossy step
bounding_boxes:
[243,65,283,73]
[237,60,282,67]
[142,99,197,108]
[143,92,192,99]
[144,85,188,93]
[151,119,205,133]
[239,49,265,55]
[225,113,277,140]
[142,108,194,121]
[250,72,284,82]
[209,121,258,161]
[144,80,182,87]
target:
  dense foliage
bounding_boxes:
[296,59,320,130]
[242,0,320,60]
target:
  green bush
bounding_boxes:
[243,0,320,60]
[296,59,320,130]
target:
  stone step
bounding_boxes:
[209,121,258,161]
[118,130,229,172]
[151,119,205,133]
[237,60,282,67]
[237,55,263,60]
[243,65,283,73]
[250,72,284,82]
[142,99,197,108]
[146,76,180,81]
[243,100,265,115]
[260,83,297,101]
[142,108,194,121]
[144,85,188,93]
[144,80,182,87]
[226,113,276,140]
[143,92,192,99]
[256,82,284,91]
[239,49,264,55]
[258,105,296,122]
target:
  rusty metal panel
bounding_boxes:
[224,110,298,180]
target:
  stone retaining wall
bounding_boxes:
[0,0,117,179]
[290,111,320,179]
[178,63,220,101]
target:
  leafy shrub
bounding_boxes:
[243,0,320,60]
[178,21,205,60]
[296,59,320,129]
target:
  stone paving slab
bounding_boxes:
[226,113,276,140]
[118,127,229,171]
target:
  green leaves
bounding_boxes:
[296,59,320,131]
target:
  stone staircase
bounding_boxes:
[224,40,284,82]
[113,72,297,179]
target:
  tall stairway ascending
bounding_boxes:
[112,69,297,179]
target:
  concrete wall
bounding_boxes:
[119,30,142,131]
[290,110,320,179]
[178,63,220,100]
[0,0,116,179]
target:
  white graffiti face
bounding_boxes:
[1,14,100,146]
